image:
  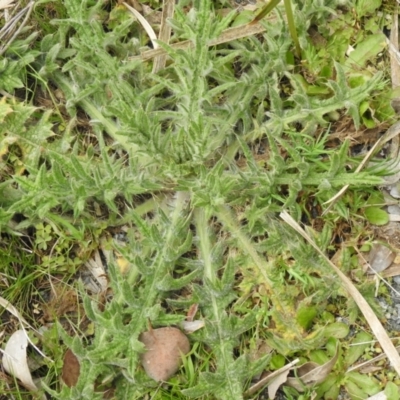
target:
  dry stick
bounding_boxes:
[129,22,269,62]
[152,0,175,73]
[322,121,400,215]
[280,211,400,377]
[388,2,400,117]
[389,8,400,87]
[347,345,400,373]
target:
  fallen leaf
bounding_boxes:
[244,358,299,397]
[268,369,291,399]
[181,320,205,333]
[368,242,395,273]
[381,263,400,278]
[139,327,190,381]
[286,343,339,391]
[2,330,37,391]
[62,349,80,387]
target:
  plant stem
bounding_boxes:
[284,0,301,58]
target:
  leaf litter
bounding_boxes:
[286,343,339,392]
[61,349,80,388]
[139,327,191,382]
[1,330,38,391]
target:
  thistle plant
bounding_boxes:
[0,0,398,398]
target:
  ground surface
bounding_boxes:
[1,0,400,399]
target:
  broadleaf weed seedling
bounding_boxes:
[0,0,399,398]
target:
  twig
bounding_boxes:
[347,345,400,373]
[129,22,270,62]
[152,0,175,73]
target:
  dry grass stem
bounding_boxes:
[130,21,270,62]
[152,0,175,73]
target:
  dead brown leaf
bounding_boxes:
[139,327,190,381]
[268,369,291,399]
[368,242,396,273]
[61,349,80,388]
[286,343,339,391]
[374,222,400,252]
[244,358,299,397]
[381,263,400,278]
